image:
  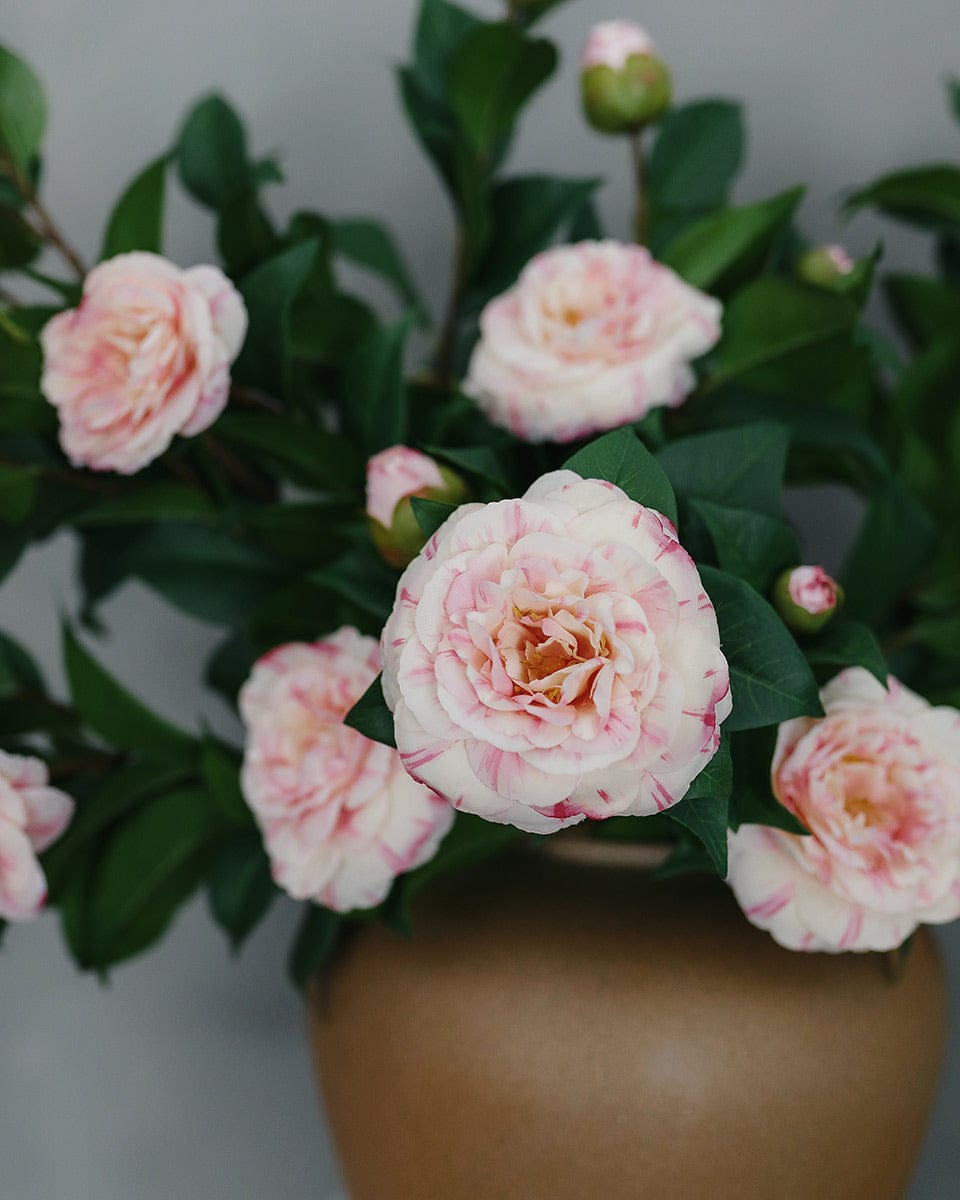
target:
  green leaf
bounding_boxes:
[332,218,426,322]
[843,481,939,625]
[101,156,167,259]
[845,165,960,233]
[343,674,396,749]
[804,619,887,685]
[214,412,360,496]
[73,482,216,526]
[234,239,319,391]
[0,203,41,268]
[201,738,253,827]
[564,428,678,526]
[700,565,822,731]
[410,496,456,538]
[660,187,804,291]
[176,93,250,208]
[216,191,279,277]
[654,835,716,879]
[451,24,557,159]
[0,629,42,696]
[884,274,960,350]
[690,498,799,592]
[423,442,514,494]
[342,315,414,454]
[665,734,732,875]
[657,423,789,518]
[289,904,342,990]
[207,831,277,951]
[648,100,744,215]
[706,277,858,396]
[413,0,484,104]
[310,545,400,625]
[0,43,46,175]
[86,787,215,967]
[63,624,197,759]
[0,462,39,523]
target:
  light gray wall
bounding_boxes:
[1,1,959,1196]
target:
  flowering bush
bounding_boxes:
[0,2,956,980]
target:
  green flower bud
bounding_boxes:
[580,21,672,134]
[796,245,855,289]
[773,566,845,634]
[366,445,469,569]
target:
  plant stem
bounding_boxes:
[0,147,87,279]
[48,748,125,782]
[433,231,468,393]
[630,128,649,245]
[229,383,284,414]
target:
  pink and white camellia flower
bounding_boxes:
[240,627,453,913]
[787,565,841,616]
[463,241,722,444]
[366,445,446,529]
[727,668,960,953]
[380,471,732,834]
[41,252,247,474]
[580,20,657,70]
[0,750,74,922]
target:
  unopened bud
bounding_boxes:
[366,445,468,568]
[796,245,855,289]
[773,565,844,633]
[580,22,672,134]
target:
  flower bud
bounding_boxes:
[796,245,855,289]
[366,445,468,568]
[580,22,672,134]
[773,565,844,633]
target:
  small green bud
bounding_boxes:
[796,245,855,289]
[580,22,672,134]
[773,566,844,634]
[366,446,469,569]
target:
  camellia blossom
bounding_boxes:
[0,750,74,923]
[464,241,721,444]
[727,668,960,952]
[41,252,247,474]
[787,565,841,615]
[381,471,732,834]
[580,20,656,70]
[239,628,453,913]
[366,445,446,530]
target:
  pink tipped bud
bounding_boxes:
[366,445,468,568]
[774,566,844,633]
[580,21,671,134]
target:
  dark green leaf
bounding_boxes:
[343,674,396,749]
[843,481,939,625]
[564,427,678,525]
[690,498,799,591]
[700,565,822,731]
[176,93,249,208]
[804,619,887,685]
[730,726,809,835]
[332,218,426,322]
[657,423,789,517]
[0,43,46,175]
[63,624,197,759]
[845,165,960,233]
[342,315,414,453]
[654,835,716,879]
[216,191,279,277]
[413,0,484,103]
[423,442,514,494]
[207,831,277,950]
[0,628,42,696]
[101,156,167,258]
[201,737,253,827]
[666,792,729,875]
[74,482,216,526]
[310,545,399,625]
[410,496,456,538]
[234,239,319,391]
[289,904,342,990]
[884,275,960,350]
[660,187,803,291]
[0,462,39,522]
[648,100,744,214]
[451,24,557,159]
[0,203,40,268]
[214,411,360,496]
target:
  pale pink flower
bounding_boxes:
[581,20,656,71]
[240,627,453,913]
[787,565,841,615]
[381,471,732,835]
[41,252,247,474]
[464,241,721,444]
[366,445,445,529]
[823,245,855,275]
[0,750,74,922]
[727,669,960,952]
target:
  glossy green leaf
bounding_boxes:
[451,24,556,159]
[332,217,426,322]
[343,315,414,453]
[423,442,514,494]
[413,0,484,103]
[0,43,46,175]
[74,482,216,527]
[0,203,40,268]
[564,428,678,526]
[310,545,399,625]
[845,165,960,233]
[657,423,789,518]
[289,904,342,990]
[344,674,396,749]
[661,187,803,291]
[176,93,249,208]
[63,624,197,759]
[0,462,39,523]
[666,792,729,876]
[648,100,744,214]
[690,498,799,592]
[201,738,253,827]
[234,239,319,391]
[803,619,887,685]
[207,831,277,950]
[216,191,279,277]
[101,156,167,259]
[410,496,456,538]
[884,274,960,350]
[700,566,822,731]
[214,411,360,496]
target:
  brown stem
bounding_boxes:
[0,146,87,279]
[201,433,275,502]
[48,749,125,782]
[433,231,468,393]
[630,128,649,245]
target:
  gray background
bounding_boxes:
[1,0,959,1196]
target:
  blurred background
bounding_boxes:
[1,0,958,1196]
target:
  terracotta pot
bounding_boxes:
[309,842,947,1200]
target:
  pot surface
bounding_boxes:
[310,850,946,1200]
